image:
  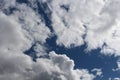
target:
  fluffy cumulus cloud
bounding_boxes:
[32,51,95,80]
[48,0,104,48]
[91,68,102,77]
[117,60,120,69]
[48,0,120,56]
[113,78,120,80]
[0,50,95,80]
[2,0,120,80]
[0,0,96,80]
[0,12,29,51]
[113,59,120,71]
[109,78,120,80]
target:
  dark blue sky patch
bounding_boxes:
[46,35,120,79]
[24,43,38,61]
[60,5,70,12]
[16,0,29,4]
[37,1,53,32]
[2,7,18,15]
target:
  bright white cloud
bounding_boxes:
[0,0,95,80]
[0,50,95,80]
[117,60,120,69]
[32,51,95,80]
[49,0,105,48]
[114,78,120,80]
[1,0,120,80]
[49,0,120,56]
[13,3,51,44]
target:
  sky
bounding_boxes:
[0,0,120,80]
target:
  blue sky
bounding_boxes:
[23,0,120,79]
[0,0,120,80]
[45,34,120,80]
[16,0,120,79]
[34,0,120,79]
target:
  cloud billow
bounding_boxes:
[1,0,120,79]
[49,0,120,56]
[0,0,96,80]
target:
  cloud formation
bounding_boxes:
[1,0,120,80]
[113,59,120,71]
[109,77,120,80]
[0,50,95,80]
[0,0,95,80]
[49,0,120,56]
[91,68,102,77]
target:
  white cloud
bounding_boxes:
[49,0,105,48]
[0,0,95,80]
[0,0,16,9]
[49,0,120,56]
[32,51,95,80]
[1,0,120,79]
[112,59,120,71]
[0,12,29,52]
[85,0,120,56]
[0,50,95,80]
[12,3,51,44]
[117,60,120,69]
[50,0,88,48]
[9,2,51,56]
[114,78,120,80]
[51,11,85,48]
[91,68,102,77]
[109,77,120,80]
